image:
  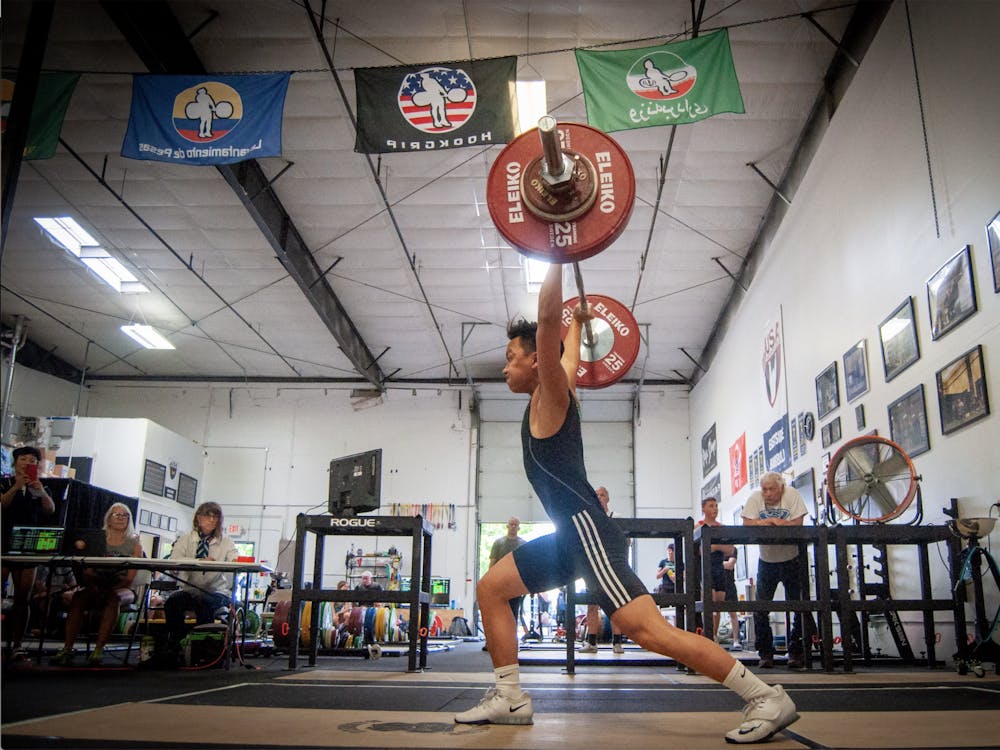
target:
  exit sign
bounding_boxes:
[227,523,244,536]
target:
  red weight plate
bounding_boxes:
[561,295,640,388]
[487,122,636,263]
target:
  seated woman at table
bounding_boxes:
[163,502,237,657]
[50,503,142,665]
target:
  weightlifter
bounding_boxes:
[455,262,799,743]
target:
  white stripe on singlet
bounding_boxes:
[571,510,630,609]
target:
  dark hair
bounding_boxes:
[506,319,565,356]
[12,446,42,462]
[701,496,718,508]
[667,543,674,551]
[506,319,538,353]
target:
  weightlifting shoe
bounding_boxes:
[725,685,799,744]
[758,654,774,668]
[786,653,804,669]
[613,641,625,654]
[578,642,599,654]
[454,688,533,725]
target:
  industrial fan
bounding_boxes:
[825,435,920,523]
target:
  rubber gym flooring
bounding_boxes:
[2,640,998,750]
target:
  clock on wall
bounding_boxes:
[802,412,816,441]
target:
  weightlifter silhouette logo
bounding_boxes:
[398,66,476,134]
[627,52,697,100]
[173,81,242,142]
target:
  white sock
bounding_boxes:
[494,664,522,699]
[723,662,777,702]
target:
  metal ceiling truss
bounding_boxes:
[100,0,388,389]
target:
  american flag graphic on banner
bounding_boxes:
[355,56,516,154]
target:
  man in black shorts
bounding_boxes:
[455,263,799,744]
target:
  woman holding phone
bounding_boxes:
[1,446,56,661]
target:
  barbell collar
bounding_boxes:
[537,115,575,191]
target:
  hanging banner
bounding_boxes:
[1,71,80,160]
[121,73,291,165]
[575,29,744,132]
[730,432,747,495]
[354,56,516,153]
[762,312,786,411]
[764,414,791,473]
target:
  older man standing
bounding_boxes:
[741,472,810,669]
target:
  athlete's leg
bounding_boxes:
[477,553,529,669]
[612,594,735,680]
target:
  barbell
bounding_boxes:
[485,117,639,388]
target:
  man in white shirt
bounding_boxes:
[741,472,812,669]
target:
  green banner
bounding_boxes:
[575,29,744,132]
[354,56,516,154]
[2,71,80,160]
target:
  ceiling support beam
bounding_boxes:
[302,0,460,382]
[695,1,892,385]
[100,0,387,389]
[1,0,55,258]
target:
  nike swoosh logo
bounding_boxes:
[509,703,529,712]
[738,724,762,735]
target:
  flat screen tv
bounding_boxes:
[328,449,382,516]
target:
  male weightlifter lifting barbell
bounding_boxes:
[457,119,799,744]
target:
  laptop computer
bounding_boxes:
[8,526,65,555]
[61,528,107,557]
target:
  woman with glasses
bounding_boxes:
[51,503,142,665]
[162,501,237,661]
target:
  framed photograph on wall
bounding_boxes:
[855,404,866,430]
[879,297,920,382]
[843,339,869,402]
[821,416,842,449]
[888,384,930,458]
[815,362,840,419]
[168,517,178,532]
[927,245,977,340]
[936,344,990,435]
[139,509,151,526]
[150,512,162,528]
[141,459,166,497]
[987,209,1000,293]
[701,423,718,478]
[176,473,198,508]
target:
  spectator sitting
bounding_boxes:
[163,502,237,660]
[50,504,142,665]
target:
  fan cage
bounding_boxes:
[825,435,918,523]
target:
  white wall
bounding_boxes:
[690,2,1000,650]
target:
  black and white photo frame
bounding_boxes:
[815,362,840,419]
[936,344,990,435]
[927,245,977,340]
[843,339,869,402]
[987,209,1000,293]
[820,416,842,449]
[888,384,930,458]
[879,297,921,382]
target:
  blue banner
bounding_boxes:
[763,413,791,473]
[121,73,290,165]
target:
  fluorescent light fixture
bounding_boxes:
[120,324,175,350]
[516,79,547,135]
[34,216,99,256]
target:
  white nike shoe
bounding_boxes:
[454,688,534,725]
[578,642,599,654]
[725,685,799,744]
[612,641,625,654]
